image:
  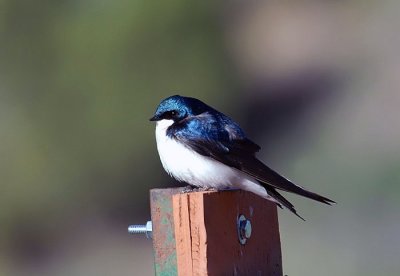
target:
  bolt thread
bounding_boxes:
[128,225,147,234]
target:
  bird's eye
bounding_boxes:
[162,110,178,120]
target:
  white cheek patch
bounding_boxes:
[156,119,174,131]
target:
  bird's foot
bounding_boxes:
[181,185,217,193]
[196,186,217,192]
[181,185,196,193]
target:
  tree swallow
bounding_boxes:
[150,95,335,219]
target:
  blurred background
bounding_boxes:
[1,1,399,275]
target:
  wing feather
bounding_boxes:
[171,112,335,205]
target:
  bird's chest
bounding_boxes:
[155,122,208,184]
[155,130,196,180]
[154,120,238,188]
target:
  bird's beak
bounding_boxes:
[149,115,158,121]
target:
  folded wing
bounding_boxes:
[172,112,335,207]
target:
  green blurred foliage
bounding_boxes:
[1,1,235,274]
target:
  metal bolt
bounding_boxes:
[128,221,153,239]
[237,214,252,245]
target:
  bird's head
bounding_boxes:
[149,95,210,124]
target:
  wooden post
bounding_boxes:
[150,188,282,276]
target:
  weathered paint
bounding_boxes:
[150,188,185,276]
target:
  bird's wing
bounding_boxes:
[172,113,335,205]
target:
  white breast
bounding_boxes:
[155,119,232,188]
[154,119,277,203]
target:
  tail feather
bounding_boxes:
[264,184,306,221]
[239,157,336,205]
[284,184,336,205]
[259,171,336,205]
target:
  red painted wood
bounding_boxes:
[172,189,282,276]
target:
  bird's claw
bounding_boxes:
[180,185,217,193]
[196,187,217,192]
[181,185,195,193]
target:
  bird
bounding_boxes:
[149,95,335,220]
